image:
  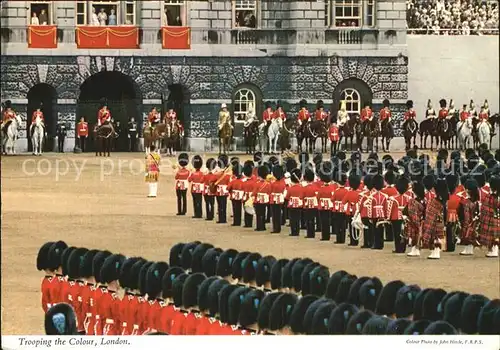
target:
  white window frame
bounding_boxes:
[81,1,136,25]
[28,1,54,25]
[76,1,87,26]
[340,88,361,115]
[233,88,256,123]
[325,0,375,28]
[162,0,187,27]
[233,0,259,29]
[124,0,135,25]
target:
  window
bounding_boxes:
[76,1,136,25]
[234,0,257,28]
[340,88,361,115]
[28,1,53,25]
[163,0,186,27]
[233,88,256,122]
[325,0,375,27]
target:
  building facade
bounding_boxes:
[1,0,409,152]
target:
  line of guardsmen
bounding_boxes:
[172,147,500,260]
[39,240,499,336]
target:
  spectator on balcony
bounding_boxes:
[91,7,100,26]
[108,8,117,26]
[163,8,182,27]
[98,8,108,26]
[39,9,48,25]
[31,12,39,26]
[236,10,256,28]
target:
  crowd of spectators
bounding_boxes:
[406,0,499,35]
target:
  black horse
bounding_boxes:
[308,119,328,153]
[339,114,358,152]
[296,122,309,154]
[380,118,394,152]
[437,118,454,149]
[419,118,439,150]
[243,121,259,154]
[363,118,380,153]
[94,123,115,157]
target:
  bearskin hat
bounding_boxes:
[92,250,112,283]
[372,174,385,191]
[4,100,12,109]
[335,274,358,304]
[328,302,359,335]
[422,288,447,321]
[424,321,458,335]
[285,158,298,173]
[383,170,395,187]
[316,100,324,110]
[161,266,185,299]
[422,174,435,191]
[386,318,412,335]
[231,251,251,280]
[439,99,447,108]
[191,243,214,273]
[129,259,148,292]
[394,284,421,318]
[255,255,276,288]
[325,270,348,300]
[346,276,370,306]
[406,100,413,109]
[271,164,284,180]
[270,258,289,290]
[178,152,189,167]
[403,320,431,335]
[280,258,300,290]
[180,241,201,270]
[67,248,89,280]
[362,316,391,335]
[215,248,238,278]
[303,299,332,335]
[145,261,169,298]
[197,276,219,313]
[253,151,263,164]
[207,278,230,316]
[276,100,283,109]
[318,161,333,183]
[37,241,55,271]
[359,277,383,312]
[47,241,69,272]
[437,148,449,161]
[118,257,141,289]
[309,265,330,297]
[289,295,319,334]
[172,273,189,308]
[138,261,154,296]
[310,301,337,335]
[438,291,460,319]
[201,248,223,277]
[446,174,459,193]
[226,286,250,325]
[290,258,312,293]
[477,299,500,335]
[45,303,79,335]
[192,155,203,170]
[299,99,307,108]
[345,310,375,335]
[383,99,390,108]
[257,164,269,180]
[265,101,272,109]
[435,178,450,201]
[363,101,371,108]
[169,243,185,267]
[411,288,432,320]
[206,157,217,171]
[100,254,126,285]
[490,175,500,193]
[182,272,206,309]
[218,154,229,168]
[269,293,299,331]
[412,181,425,200]
[79,249,99,279]
[257,292,283,331]
[241,252,263,284]
[395,176,409,195]
[239,289,266,328]
[461,294,490,334]
[348,173,362,191]
[297,262,318,296]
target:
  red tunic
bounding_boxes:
[77,121,89,137]
[203,172,217,196]
[381,185,398,198]
[102,290,121,335]
[438,108,448,119]
[31,110,45,123]
[93,287,108,335]
[270,179,286,204]
[332,186,348,213]
[361,108,373,122]
[273,109,286,120]
[242,177,257,201]
[298,109,310,122]
[189,170,205,194]
[447,194,461,223]
[286,184,304,208]
[368,191,388,219]
[317,183,335,211]
[98,108,111,125]
[134,296,149,335]
[214,172,231,197]
[228,177,244,201]
[359,190,376,218]
[342,189,361,216]
[41,276,55,313]
[388,193,411,220]
[169,309,188,335]
[182,312,200,335]
[263,109,273,122]
[479,111,489,121]
[194,315,212,335]
[148,111,160,123]
[315,110,328,121]
[479,191,500,247]
[2,110,15,123]
[302,183,318,209]
[329,125,340,142]
[379,108,391,121]
[253,179,272,204]
[175,167,191,191]
[404,109,416,121]
[83,284,97,335]
[460,111,470,122]
[120,293,139,335]
[143,299,162,333]
[159,303,176,334]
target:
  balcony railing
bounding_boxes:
[407,28,499,35]
[1,25,390,47]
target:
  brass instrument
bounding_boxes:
[209,166,231,194]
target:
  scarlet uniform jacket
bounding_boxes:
[359,189,376,218]
[379,108,391,121]
[361,108,372,121]
[342,188,362,217]
[286,183,304,208]
[317,182,335,211]
[242,176,257,201]
[175,167,191,191]
[298,109,310,122]
[77,121,89,137]
[203,172,217,196]
[447,193,462,223]
[273,109,286,120]
[460,111,469,121]
[253,179,272,204]
[302,182,318,209]
[41,275,58,313]
[329,125,340,142]
[100,289,121,335]
[119,292,140,335]
[381,185,398,198]
[315,110,327,121]
[93,286,108,335]
[32,111,44,123]
[188,170,205,194]
[438,108,448,119]
[228,177,245,201]
[387,193,412,221]
[159,302,176,334]
[270,178,286,204]
[215,171,231,196]
[263,109,273,122]
[367,191,389,219]
[84,283,98,335]
[332,186,348,213]
[404,109,416,120]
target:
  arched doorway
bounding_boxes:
[162,84,190,124]
[27,83,58,152]
[77,71,142,152]
[231,83,263,138]
[332,78,373,116]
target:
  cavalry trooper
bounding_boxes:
[469,99,478,119]
[337,100,349,127]
[218,103,233,131]
[273,101,286,120]
[438,99,448,120]
[147,107,160,130]
[127,117,138,152]
[360,102,373,123]
[479,100,493,132]
[77,117,89,152]
[315,100,328,121]
[460,104,470,122]
[297,99,310,126]
[448,99,457,118]
[426,99,436,119]
[30,102,45,138]
[97,100,112,127]
[263,101,273,135]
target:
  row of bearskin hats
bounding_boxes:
[38,239,499,335]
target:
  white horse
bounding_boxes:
[267,118,282,154]
[31,116,45,156]
[457,118,473,150]
[477,120,491,147]
[1,114,22,155]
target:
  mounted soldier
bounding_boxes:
[262,101,273,136]
[297,99,310,127]
[147,106,161,131]
[218,103,233,154]
[97,99,114,133]
[273,101,286,121]
[448,99,457,119]
[30,102,45,139]
[314,100,328,123]
[460,104,470,122]
[243,103,258,154]
[1,100,16,134]
[426,99,436,119]
[469,99,478,119]
[379,99,394,151]
[479,100,493,130]
[337,100,348,128]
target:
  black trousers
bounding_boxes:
[300,209,307,229]
[304,209,317,238]
[244,211,253,228]
[372,220,384,250]
[216,196,228,223]
[204,195,215,220]
[176,189,187,215]
[192,193,203,218]
[385,222,394,242]
[333,213,347,244]
[265,204,271,223]
[330,141,338,156]
[79,136,86,152]
[346,216,359,246]
[232,200,242,226]
[271,204,282,233]
[58,135,65,152]
[129,135,137,152]
[255,203,267,231]
[362,218,373,248]
[319,211,331,240]
[392,220,405,253]
[282,200,288,225]
[316,210,322,232]
[445,223,456,252]
[289,208,301,236]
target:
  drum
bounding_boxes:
[244,198,255,215]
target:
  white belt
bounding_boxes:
[78,296,82,302]
[304,197,318,207]
[290,197,303,206]
[319,198,332,209]
[192,183,204,192]
[95,315,100,320]
[176,179,189,190]
[68,295,73,301]
[233,190,244,200]
[272,193,284,203]
[257,193,270,203]
[105,319,114,324]
[122,322,127,327]
[86,313,92,317]
[133,325,139,330]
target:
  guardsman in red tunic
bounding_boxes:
[158,266,184,334]
[228,162,244,226]
[188,155,205,219]
[381,170,398,242]
[273,101,286,120]
[147,107,160,128]
[97,102,111,126]
[270,165,286,233]
[37,242,56,313]
[203,158,217,221]
[2,100,17,135]
[329,116,340,156]
[241,162,256,228]
[379,99,392,123]
[387,177,411,253]
[169,273,190,335]
[343,174,362,246]
[458,179,481,256]
[263,101,273,124]
[301,168,318,239]
[460,104,470,122]
[101,254,126,336]
[117,257,141,335]
[332,173,348,244]
[253,165,272,231]
[59,246,76,310]
[66,248,89,334]
[404,100,417,122]
[316,163,334,241]
[143,262,169,334]
[286,168,304,237]
[369,175,389,250]
[360,102,373,122]
[445,174,461,252]
[358,175,376,249]
[422,178,449,260]
[77,117,89,152]
[298,99,310,126]
[179,273,207,335]
[175,153,191,216]
[215,154,231,224]
[91,250,113,335]
[30,103,45,139]
[479,175,500,258]
[438,99,448,120]
[79,249,98,335]
[46,241,68,307]
[315,100,328,121]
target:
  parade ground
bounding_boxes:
[1,152,499,335]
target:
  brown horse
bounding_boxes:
[419,118,439,150]
[219,120,232,155]
[164,122,180,156]
[380,118,394,152]
[296,122,309,154]
[94,123,115,157]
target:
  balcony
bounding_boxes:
[1,25,388,48]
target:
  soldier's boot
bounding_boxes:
[486,245,499,258]
[427,248,440,259]
[459,245,474,256]
[407,246,420,257]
